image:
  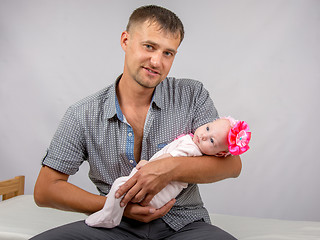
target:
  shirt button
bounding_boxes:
[129,160,134,164]
[128,132,133,137]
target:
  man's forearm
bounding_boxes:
[115,154,241,207]
[34,166,106,214]
[168,155,242,184]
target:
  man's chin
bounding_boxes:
[134,77,163,89]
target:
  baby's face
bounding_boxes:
[193,119,230,155]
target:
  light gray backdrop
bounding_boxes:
[1,0,319,222]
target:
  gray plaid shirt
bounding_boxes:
[43,76,218,231]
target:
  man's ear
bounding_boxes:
[120,31,129,51]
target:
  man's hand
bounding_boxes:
[136,160,149,170]
[116,154,241,209]
[116,158,175,207]
[123,199,176,223]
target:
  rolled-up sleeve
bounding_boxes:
[43,106,86,175]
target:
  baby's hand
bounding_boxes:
[136,160,148,170]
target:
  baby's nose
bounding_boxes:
[201,134,207,140]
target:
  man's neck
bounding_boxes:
[117,75,154,109]
[116,74,155,163]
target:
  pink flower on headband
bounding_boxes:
[228,121,251,155]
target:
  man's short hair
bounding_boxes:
[126,5,185,44]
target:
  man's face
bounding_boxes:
[121,20,180,88]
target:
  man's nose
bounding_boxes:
[150,52,162,67]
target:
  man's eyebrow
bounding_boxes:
[143,40,177,54]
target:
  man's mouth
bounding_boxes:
[143,67,159,75]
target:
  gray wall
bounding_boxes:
[1,0,319,221]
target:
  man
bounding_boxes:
[32,5,241,239]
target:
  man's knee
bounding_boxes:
[30,221,94,240]
[172,220,237,240]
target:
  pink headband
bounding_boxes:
[221,117,252,156]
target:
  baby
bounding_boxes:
[85,117,251,228]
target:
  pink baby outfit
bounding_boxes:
[85,134,202,228]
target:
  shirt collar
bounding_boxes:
[104,75,121,120]
[105,75,166,120]
[151,78,167,109]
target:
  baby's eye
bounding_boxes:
[210,138,214,144]
[206,127,209,131]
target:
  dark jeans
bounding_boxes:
[30,217,237,240]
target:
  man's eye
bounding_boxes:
[145,45,153,50]
[164,51,172,57]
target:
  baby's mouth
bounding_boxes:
[193,135,200,144]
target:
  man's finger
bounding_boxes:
[139,193,155,207]
[148,198,175,221]
[115,176,137,199]
[130,191,146,203]
[120,184,142,207]
[158,198,176,216]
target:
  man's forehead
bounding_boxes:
[131,20,181,41]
